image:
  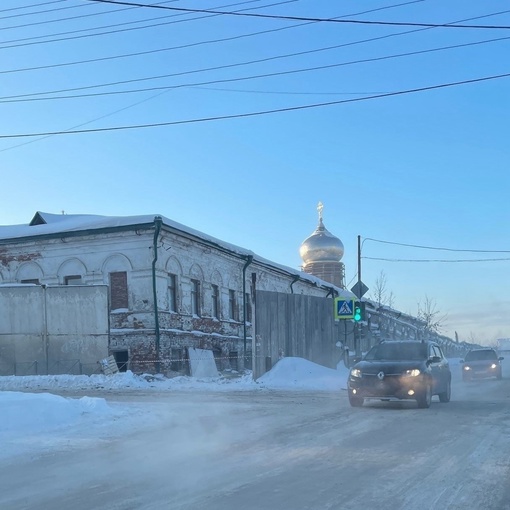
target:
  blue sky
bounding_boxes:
[1,0,509,344]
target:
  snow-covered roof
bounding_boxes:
[0,211,354,298]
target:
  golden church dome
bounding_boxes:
[299,202,344,265]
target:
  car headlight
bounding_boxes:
[403,369,421,377]
[463,366,471,371]
[350,368,362,378]
[491,363,497,369]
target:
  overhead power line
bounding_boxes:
[0,86,174,153]
[86,0,510,30]
[1,71,509,139]
[0,1,68,16]
[0,6,457,75]
[0,0,423,29]
[0,1,434,53]
[0,1,93,22]
[2,34,508,103]
[0,0,296,48]
[363,237,510,253]
[363,257,510,263]
[0,0,148,29]
[0,0,266,31]
[0,4,505,75]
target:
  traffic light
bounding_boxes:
[354,302,365,322]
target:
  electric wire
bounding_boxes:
[0,0,297,48]
[363,237,510,253]
[2,33,508,103]
[1,71,508,139]
[0,5,446,75]
[2,2,506,153]
[0,1,97,22]
[85,0,510,30]
[0,4,505,96]
[1,0,489,152]
[363,257,510,263]
[0,87,173,153]
[0,0,421,30]
[2,3,509,51]
[0,1,429,74]
[0,0,182,30]
[0,1,68,15]
[1,5,507,104]
[190,86,385,96]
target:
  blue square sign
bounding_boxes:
[334,298,355,319]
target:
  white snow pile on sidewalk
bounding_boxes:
[0,357,349,393]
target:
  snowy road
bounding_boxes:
[1,372,510,510]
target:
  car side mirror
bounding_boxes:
[460,359,465,363]
[499,357,504,361]
[428,356,441,364]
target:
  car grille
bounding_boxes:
[358,374,402,394]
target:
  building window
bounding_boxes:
[64,275,82,285]
[168,274,177,312]
[211,284,219,318]
[229,351,239,371]
[110,271,128,310]
[229,289,237,321]
[245,293,252,322]
[112,350,129,372]
[21,279,40,285]
[170,348,183,372]
[191,279,201,316]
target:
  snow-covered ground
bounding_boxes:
[1,358,351,461]
[2,357,509,510]
[1,357,469,462]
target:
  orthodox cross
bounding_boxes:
[317,201,324,222]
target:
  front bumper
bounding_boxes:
[348,374,428,400]
[463,366,500,379]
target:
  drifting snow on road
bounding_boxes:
[1,357,509,510]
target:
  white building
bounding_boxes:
[0,211,352,375]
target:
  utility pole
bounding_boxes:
[356,235,362,359]
[350,235,368,361]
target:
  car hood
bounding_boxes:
[353,360,425,375]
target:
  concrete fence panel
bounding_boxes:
[0,284,109,375]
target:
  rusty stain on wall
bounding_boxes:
[0,249,41,267]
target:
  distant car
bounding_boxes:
[347,340,451,409]
[461,348,503,381]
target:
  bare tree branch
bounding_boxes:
[370,270,388,309]
[417,296,448,335]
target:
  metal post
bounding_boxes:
[42,285,49,375]
[356,235,362,359]
[242,256,253,366]
[152,216,163,373]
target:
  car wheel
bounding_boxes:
[417,383,432,408]
[348,394,364,407]
[438,379,451,403]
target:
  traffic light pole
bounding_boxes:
[356,235,362,359]
[357,235,362,287]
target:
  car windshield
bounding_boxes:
[364,343,428,361]
[465,350,498,361]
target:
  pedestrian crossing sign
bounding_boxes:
[334,298,355,319]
